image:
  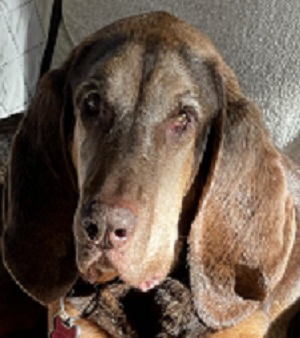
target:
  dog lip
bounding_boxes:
[106,249,168,290]
[77,242,120,284]
[137,274,163,292]
[78,243,165,290]
[81,265,118,284]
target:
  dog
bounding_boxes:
[2,11,300,338]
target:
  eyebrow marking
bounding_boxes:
[178,45,221,112]
[70,34,129,90]
[136,39,162,106]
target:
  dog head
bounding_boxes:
[2,12,295,330]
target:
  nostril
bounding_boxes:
[83,221,99,240]
[114,228,127,241]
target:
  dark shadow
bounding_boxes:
[266,298,300,338]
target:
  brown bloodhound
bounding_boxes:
[2,11,300,338]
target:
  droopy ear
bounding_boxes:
[2,68,78,305]
[189,66,296,329]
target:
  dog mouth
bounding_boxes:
[77,243,165,292]
[77,242,117,283]
[79,254,118,284]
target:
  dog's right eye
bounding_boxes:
[81,92,114,132]
[82,92,101,116]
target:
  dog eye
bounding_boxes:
[171,106,195,134]
[83,92,101,116]
[81,92,114,132]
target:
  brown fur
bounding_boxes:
[0,114,47,337]
[1,12,300,338]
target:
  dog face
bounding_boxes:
[70,35,220,290]
[2,12,296,331]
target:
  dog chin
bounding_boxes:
[80,258,165,293]
[77,243,168,291]
[106,250,167,292]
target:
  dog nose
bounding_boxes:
[82,200,99,240]
[82,202,137,247]
[83,220,99,241]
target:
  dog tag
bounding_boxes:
[50,315,80,338]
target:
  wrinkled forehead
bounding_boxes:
[70,34,220,115]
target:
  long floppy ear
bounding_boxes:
[189,64,296,329]
[2,68,78,305]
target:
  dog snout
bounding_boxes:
[81,201,137,248]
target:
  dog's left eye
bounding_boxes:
[171,106,195,134]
